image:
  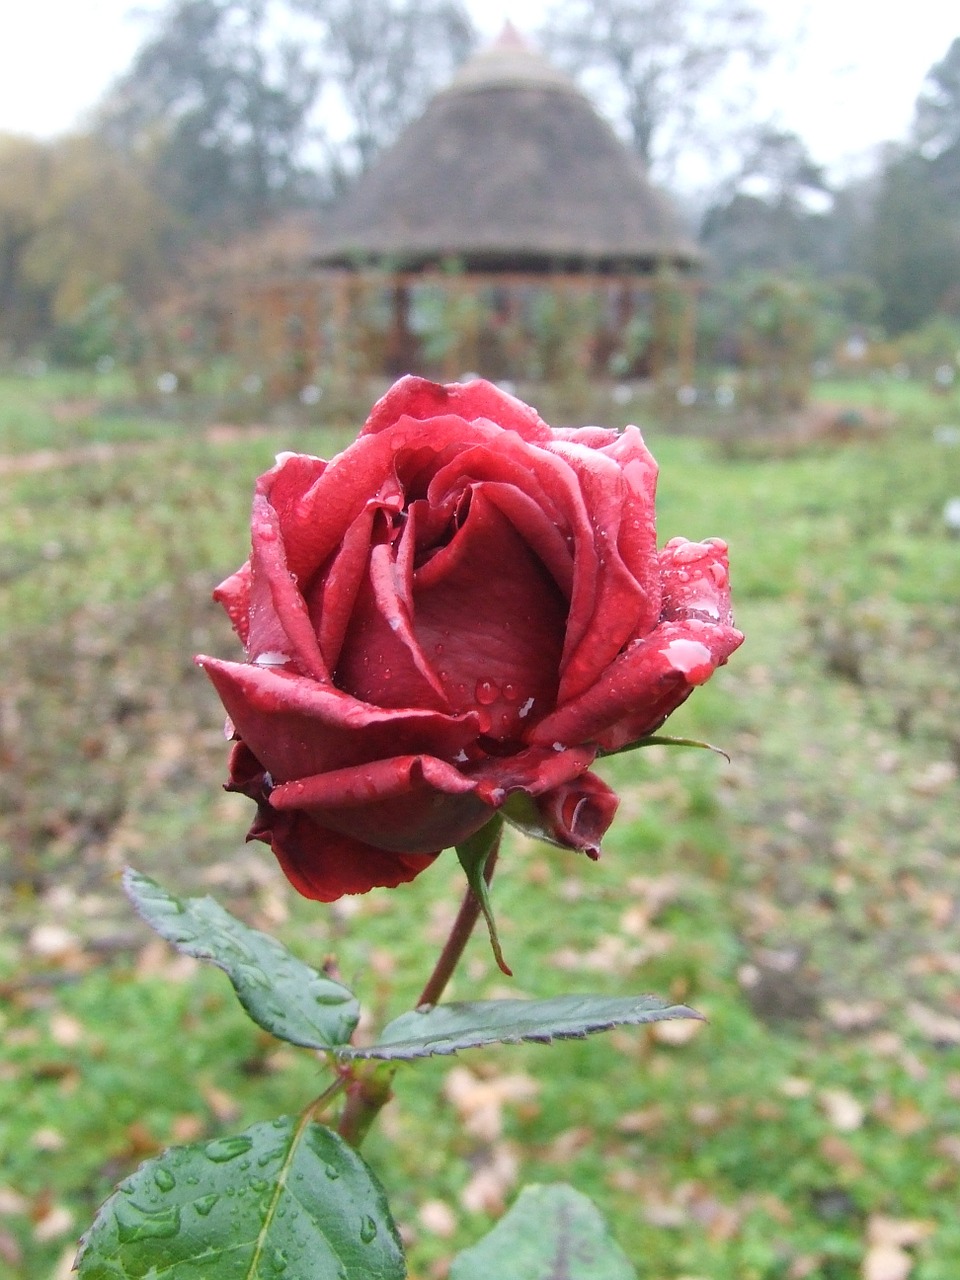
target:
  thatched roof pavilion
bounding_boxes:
[312,23,699,275]
[227,26,702,396]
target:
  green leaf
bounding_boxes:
[450,1184,637,1280]
[75,1117,405,1280]
[340,993,701,1061]
[124,869,359,1050]
[455,817,512,976]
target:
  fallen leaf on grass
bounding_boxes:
[443,1067,539,1143]
[868,1217,936,1249]
[0,1230,21,1267]
[820,1134,865,1178]
[419,1199,458,1238]
[863,1248,911,1280]
[459,1142,519,1215]
[0,1189,29,1216]
[907,1001,960,1046]
[934,1134,960,1163]
[200,1081,242,1124]
[30,1127,65,1152]
[819,1087,865,1132]
[616,1105,665,1135]
[169,1113,207,1143]
[824,999,886,1032]
[542,1126,593,1163]
[861,1215,935,1280]
[48,1012,85,1047]
[32,1203,74,1243]
[650,1017,704,1046]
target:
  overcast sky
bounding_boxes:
[1,1,956,181]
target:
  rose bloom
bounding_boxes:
[198,377,742,901]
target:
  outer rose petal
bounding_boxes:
[226,745,435,899]
[197,657,479,783]
[536,771,620,858]
[269,754,495,854]
[531,618,742,754]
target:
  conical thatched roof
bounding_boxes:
[313,26,699,273]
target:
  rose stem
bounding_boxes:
[416,834,501,1008]
[337,833,501,1147]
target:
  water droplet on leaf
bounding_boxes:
[115,1203,182,1244]
[205,1135,254,1163]
[194,1194,219,1218]
[360,1216,378,1243]
[153,1168,176,1192]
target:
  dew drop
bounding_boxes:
[434,643,444,655]
[324,1164,341,1180]
[153,1167,176,1193]
[502,682,520,702]
[194,1194,220,1218]
[360,1216,378,1244]
[205,1135,254,1163]
[115,1203,182,1244]
[475,679,498,705]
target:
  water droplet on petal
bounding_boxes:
[502,682,520,702]
[475,679,498,705]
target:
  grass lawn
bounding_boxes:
[1,370,959,1279]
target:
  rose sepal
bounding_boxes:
[600,733,732,762]
[455,816,513,976]
[123,868,360,1051]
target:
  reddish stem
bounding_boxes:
[417,838,500,1008]
[337,833,501,1147]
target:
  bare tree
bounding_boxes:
[296,0,477,178]
[538,0,769,181]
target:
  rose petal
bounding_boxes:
[335,538,450,711]
[227,746,436,899]
[536,770,620,857]
[245,490,329,680]
[362,375,553,444]
[213,561,252,646]
[309,504,375,671]
[412,487,567,737]
[197,658,478,782]
[546,437,655,701]
[659,536,735,626]
[271,755,494,854]
[530,618,743,753]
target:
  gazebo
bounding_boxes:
[229,25,701,396]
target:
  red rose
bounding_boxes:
[198,377,742,901]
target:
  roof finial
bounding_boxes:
[493,20,531,52]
